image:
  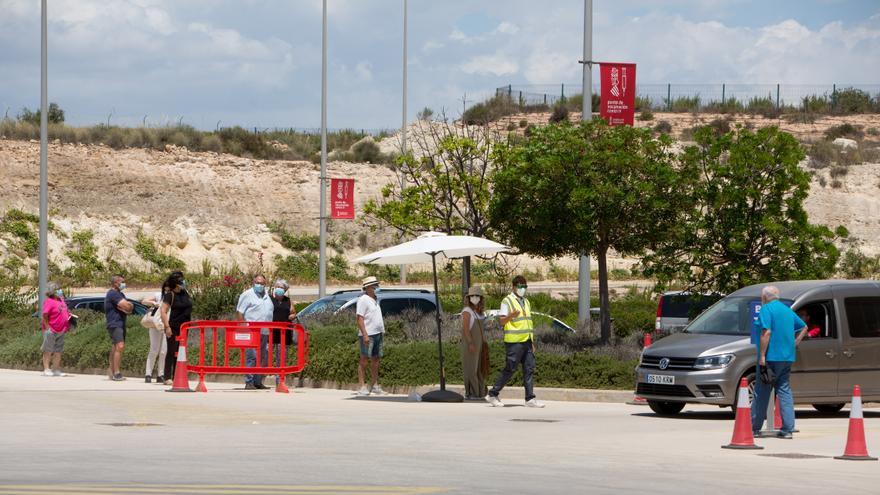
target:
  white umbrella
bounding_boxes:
[355,232,509,402]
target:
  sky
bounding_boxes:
[1,0,878,130]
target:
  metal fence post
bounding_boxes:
[832,83,837,111]
[722,84,725,104]
[519,90,523,107]
[508,84,512,98]
[561,83,565,102]
[667,83,671,111]
[544,94,547,105]
[776,84,780,110]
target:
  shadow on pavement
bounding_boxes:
[631,409,880,420]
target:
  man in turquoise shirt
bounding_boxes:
[751,285,808,438]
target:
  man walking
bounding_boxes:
[236,274,274,390]
[486,275,545,408]
[752,285,808,438]
[356,276,385,396]
[104,275,133,381]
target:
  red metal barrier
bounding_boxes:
[178,320,309,393]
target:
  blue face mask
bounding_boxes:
[56,289,64,298]
[374,286,381,294]
[254,284,265,295]
[119,282,127,291]
[274,288,285,297]
[180,280,187,289]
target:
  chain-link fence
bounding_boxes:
[495,83,880,112]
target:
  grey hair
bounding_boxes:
[46,281,61,296]
[762,285,780,301]
[110,274,124,285]
[274,278,289,289]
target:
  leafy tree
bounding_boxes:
[17,103,65,125]
[362,118,500,291]
[490,120,695,343]
[642,125,846,293]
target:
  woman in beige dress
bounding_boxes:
[461,285,489,400]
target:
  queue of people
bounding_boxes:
[39,270,545,406]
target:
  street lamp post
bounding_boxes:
[38,0,49,312]
[577,0,593,326]
[318,0,328,297]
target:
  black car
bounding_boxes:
[296,289,438,324]
[65,296,150,315]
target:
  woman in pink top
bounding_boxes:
[41,282,71,376]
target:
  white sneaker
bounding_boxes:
[485,395,504,407]
[52,370,67,377]
[42,369,54,377]
[356,387,371,396]
[371,385,386,395]
[525,398,546,408]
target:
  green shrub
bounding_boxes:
[549,104,569,123]
[704,97,744,114]
[838,250,880,279]
[833,88,878,114]
[824,123,863,141]
[17,103,65,125]
[707,118,732,137]
[802,94,831,114]
[351,138,383,163]
[462,94,519,125]
[134,231,185,272]
[638,110,654,121]
[665,95,701,113]
[267,222,319,252]
[653,120,673,135]
[65,230,105,286]
[745,95,779,118]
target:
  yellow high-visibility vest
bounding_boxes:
[502,294,533,343]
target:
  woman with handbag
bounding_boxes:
[461,285,489,400]
[140,291,167,383]
[270,278,297,387]
[160,271,192,386]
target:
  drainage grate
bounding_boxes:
[97,422,164,427]
[510,419,559,423]
[758,453,830,459]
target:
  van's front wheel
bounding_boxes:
[731,371,756,412]
[647,400,685,415]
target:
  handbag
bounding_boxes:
[760,365,776,385]
[140,306,163,330]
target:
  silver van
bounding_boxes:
[635,280,880,415]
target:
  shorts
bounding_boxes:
[107,327,126,345]
[359,332,384,358]
[41,331,65,353]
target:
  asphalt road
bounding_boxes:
[1,369,877,494]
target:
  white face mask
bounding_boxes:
[469,296,481,305]
[516,287,526,298]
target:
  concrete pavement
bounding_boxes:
[1,368,877,494]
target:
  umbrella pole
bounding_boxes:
[420,252,463,403]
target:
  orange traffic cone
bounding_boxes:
[166,345,193,393]
[722,378,763,450]
[644,332,652,348]
[195,373,208,393]
[835,385,877,461]
[276,373,290,394]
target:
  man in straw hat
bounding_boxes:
[356,276,386,396]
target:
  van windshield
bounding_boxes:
[685,296,794,336]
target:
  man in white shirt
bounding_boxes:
[236,274,274,390]
[356,276,385,396]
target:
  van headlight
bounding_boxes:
[694,354,734,369]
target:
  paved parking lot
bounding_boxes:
[1,369,877,494]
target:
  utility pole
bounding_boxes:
[577,0,593,327]
[318,0,328,297]
[38,0,48,313]
[399,0,408,285]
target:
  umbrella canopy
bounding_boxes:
[355,232,509,265]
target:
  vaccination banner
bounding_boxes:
[599,62,636,126]
[330,178,355,219]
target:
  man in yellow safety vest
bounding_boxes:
[485,275,545,408]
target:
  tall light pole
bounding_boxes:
[399,0,408,285]
[38,0,49,311]
[577,0,593,326]
[318,0,328,297]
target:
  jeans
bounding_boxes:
[489,341,536,401]
[751,361,795,433]
[245,334,269,385]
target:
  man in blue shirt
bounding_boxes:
[752,285,808,438]
[236,274,274,390]
[104,275,133,381]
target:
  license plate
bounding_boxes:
[647,374,674,385]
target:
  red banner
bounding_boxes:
[599,63,636,126]
[330,178,355,219]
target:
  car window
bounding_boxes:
[793,301,835,339]
[412,299,436,314]
[845,297,880,338]
[380,298,412,316]
[661,294,721,319]
[298,298,346,318]
[88,301,104,312]
[686,296,794,336]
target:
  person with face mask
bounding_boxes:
[236,274,274,390]
[270,279,297,388]
[486,275,545,408]
[40,282,71,377]
[104,275,134,381]
[161,271,193,386]
[356,276,385,396]
[461,285,489,400]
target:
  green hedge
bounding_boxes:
[0,316,637,389]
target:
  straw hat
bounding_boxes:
[466,285,484,297]
[362,276,380,289]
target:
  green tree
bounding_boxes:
[363,119,499,292]
[17,103,65,125]
[489,120,695,343]
[643,125,846,293]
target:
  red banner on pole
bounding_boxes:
[330,178,355,219]
[599,63,636,126]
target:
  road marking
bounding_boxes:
[0,485,447,495]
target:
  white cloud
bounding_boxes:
[461,52,519,76]
[355,61,374,82]
[449,29,469,42]
[423,40,444,52]
[494,21,520,35]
